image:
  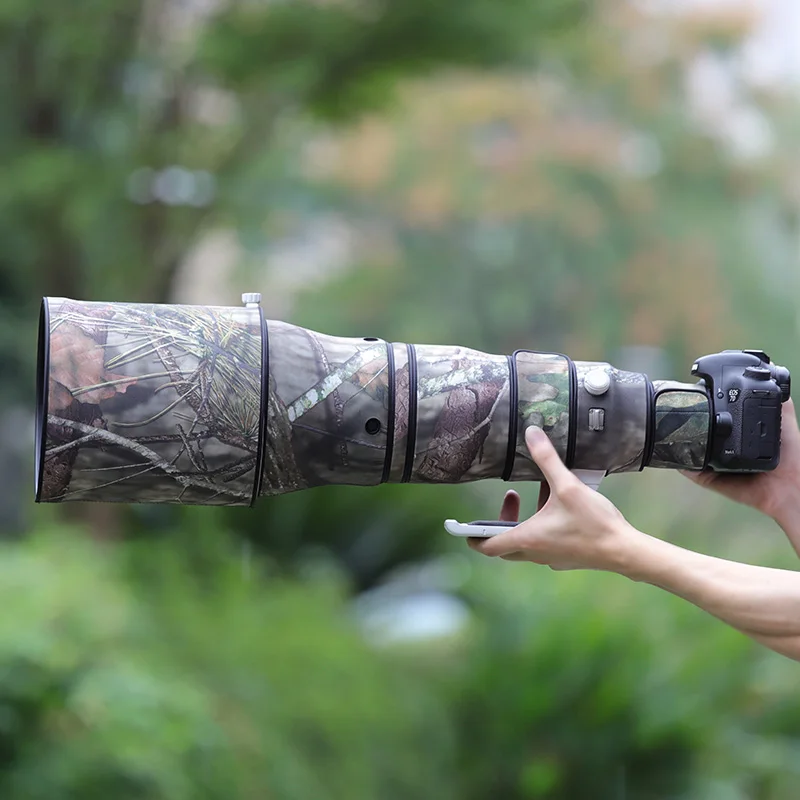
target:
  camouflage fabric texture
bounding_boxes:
[38,298,262,505]
[649,381,710,470]
[37,298,713,505]
[508,352,570,482]
[258,326,712,493]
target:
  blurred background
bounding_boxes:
[3,0,800,796]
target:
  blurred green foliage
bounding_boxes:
[200,0,585,120]
[3,0,800,796]
[0,0,586,403]
[2,530,800,798]
[450,560,800,799]
[0,528,456,800]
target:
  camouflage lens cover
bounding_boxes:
[260,321,390,495]
[409,345,511,483]
[509,351,571,481]
[649,381,710,470]
[573,362,649,474]
[37,298,263,505]
[36,297,715,505]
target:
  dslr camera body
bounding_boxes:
[692,349,791,472]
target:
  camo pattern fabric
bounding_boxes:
[408,345,511,483]
[508,351,571,482]
[38,298,716,505]
[261,332,514,491]
[39,297,262,505]
[649,381,710,470]
[260,320,389,494]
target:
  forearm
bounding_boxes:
[616,525,800,659]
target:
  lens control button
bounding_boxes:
[584,369,611,396]
[588,408,605,431]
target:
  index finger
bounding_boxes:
[525,426,577,493]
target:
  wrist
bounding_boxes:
[608,524,695,589]
[603,520,652,577]
[771,486,800,536]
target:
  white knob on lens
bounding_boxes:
[584,368,611,396]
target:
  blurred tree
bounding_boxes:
[3,0,586,539]
[289,1,800,370]
[0,0,587,405]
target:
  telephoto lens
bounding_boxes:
[35,295,788,506]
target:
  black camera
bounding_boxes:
[692,349,791,472]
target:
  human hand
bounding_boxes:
[681,398,800,525]
[467,426,636,572]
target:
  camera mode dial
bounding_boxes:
[743,366,771,381]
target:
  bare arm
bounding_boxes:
[468,419,800,662]
[620,529,800,661]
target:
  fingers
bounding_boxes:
[782,397,799,434]
[467,527,526,558]
[467,488,528,558]
[680,469,711,486]
[525,426,575,492]
[468,451,556,560]
[682,468,747,493]
[499,490,521,522]
[499,552,529,561]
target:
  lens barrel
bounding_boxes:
[35,295,717,506]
